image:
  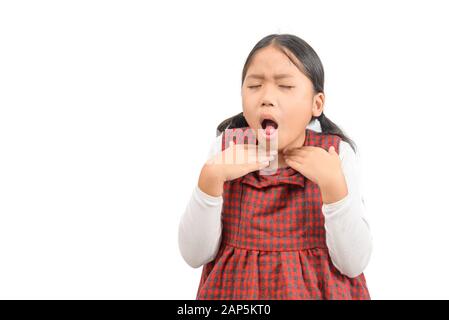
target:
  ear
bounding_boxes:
[312,92,325,117]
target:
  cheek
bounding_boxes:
[284,98,313,124]
[242,96,258,127]
[279,107,309,144]
[282,106,304,129]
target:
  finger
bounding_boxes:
[245,146,267,159]
[264,148,278,158]
[257,144,277,156]
[253,160,270,171]
[239,152,269,165]
[238,160,269,175]
[283,148,305,156]
[284,154,304,162]
[248,153,274,164]
[258,148,277,161]
[233,146,272,164]
[235,145,262,162]
[298,146,316,151]
[285,157,300,168]
[234,143,256,152]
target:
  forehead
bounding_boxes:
[245,45,303,78]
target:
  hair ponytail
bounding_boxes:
[311,113,357,153]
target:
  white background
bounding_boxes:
[1,0,448,299]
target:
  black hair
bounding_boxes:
[216,34,357,153]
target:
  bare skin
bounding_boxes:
[241,44,324,168]
[199,44,348,203]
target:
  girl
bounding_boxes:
[178,34,372,300]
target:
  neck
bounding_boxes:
[282,129,307,152]
[265,130,307,169]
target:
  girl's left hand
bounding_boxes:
[283,145,343,187]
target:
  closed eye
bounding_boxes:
[247,85,294,89]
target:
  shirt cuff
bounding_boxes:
[322,193,351,218]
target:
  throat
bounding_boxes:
[283,130,307,152]
[276,154,290,168]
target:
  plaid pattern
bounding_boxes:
[196,127,370,300]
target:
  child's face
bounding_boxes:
[241,45,324,152]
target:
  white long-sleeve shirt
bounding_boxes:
[178,119,373,278]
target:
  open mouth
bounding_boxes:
[260,118,279,136]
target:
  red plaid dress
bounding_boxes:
[196,127,370,300]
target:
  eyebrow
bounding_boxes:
[246,73,294,80]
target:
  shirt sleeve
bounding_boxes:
[178,132,373,275]
[321,140,373,278]
[178,134,224,268]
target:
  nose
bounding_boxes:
[260,85,276,107]
[261,99,275,107]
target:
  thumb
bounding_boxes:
[329,146,336,154]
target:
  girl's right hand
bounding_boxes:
[205,141,276,182]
